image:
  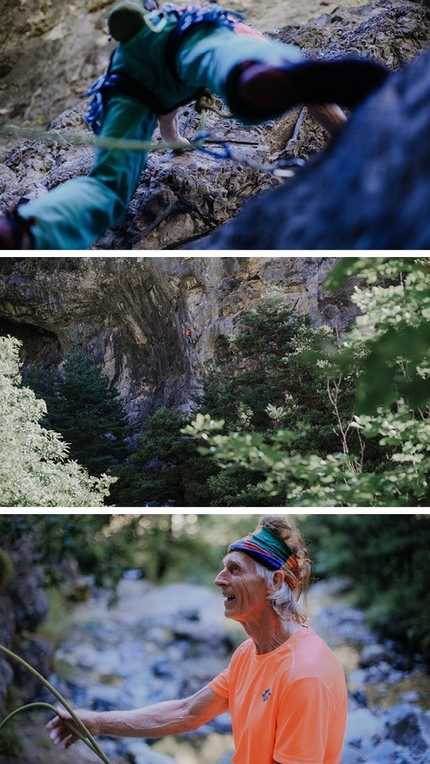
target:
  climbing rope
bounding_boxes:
[0,644,112,764]
[0,122,191,152]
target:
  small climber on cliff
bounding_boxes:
[185,329,193,344]
[0,0,389,250]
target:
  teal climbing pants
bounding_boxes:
[19,15,303,250]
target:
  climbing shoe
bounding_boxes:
[0,207,35,249]
[232,57,389,119]
[108,0,146,42]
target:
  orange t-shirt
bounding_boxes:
[208,626,348,764]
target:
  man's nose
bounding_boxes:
[214,569,227,587]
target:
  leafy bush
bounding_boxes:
[0,337,114,507]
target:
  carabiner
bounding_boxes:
[144,9,168,32]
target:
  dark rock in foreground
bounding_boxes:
[189,46,430,250]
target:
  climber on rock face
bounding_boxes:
[0,0,389,250]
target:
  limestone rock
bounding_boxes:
[360,644,397,669]
[385,704,430,756]
[0,534,53,712]
[7,536,49,630]
[12,636,54,702]
[125,740,177,764]
[2,0,429,249]
[0,655,13,715]
[0,256,357,425]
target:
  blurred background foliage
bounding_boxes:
[1,513,429,660]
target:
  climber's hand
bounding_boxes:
[158,109,190,147]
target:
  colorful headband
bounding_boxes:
[229,526,300,589]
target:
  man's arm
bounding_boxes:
[306,103,347,136]
[46,685,228,750]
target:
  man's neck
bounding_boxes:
[242,611,303,655]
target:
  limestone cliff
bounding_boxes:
[0,257,357,426]
[1,0,428,249]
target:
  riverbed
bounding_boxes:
[5,577,430,764]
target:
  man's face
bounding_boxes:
[214,550,269,623]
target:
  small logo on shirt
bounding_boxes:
[262,688,272,702]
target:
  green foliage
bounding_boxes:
[0,515,128,591]
[110,407,219,507]
[0,549,15,590]
[24,349,130,477]
[300,514,430,659]
[325,257,430,414]
[191,258,430,507]
[207,467,281,507]
[0,337,114,507]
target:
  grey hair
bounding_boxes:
[255,562,308,624]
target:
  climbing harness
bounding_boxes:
[84,67,172,133]
[0,644,112,764]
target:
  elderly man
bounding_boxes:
[47,514,348,764]
[0,0,388,249]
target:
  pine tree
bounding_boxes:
[24,349,129,477]
[110,407,218,507]
[199,287,358,455]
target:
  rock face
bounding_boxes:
[191,39,430,249]
[0,535,53,714]
[0,256,357,426]
[1,0,429,249]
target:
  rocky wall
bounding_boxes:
[2,0,429,249]
[0,256,357,426]
[0,535,53,715]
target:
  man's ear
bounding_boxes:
[269,570,285,594]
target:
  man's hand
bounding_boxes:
[46,706,101,750]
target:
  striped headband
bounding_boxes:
[229,526,300,590]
